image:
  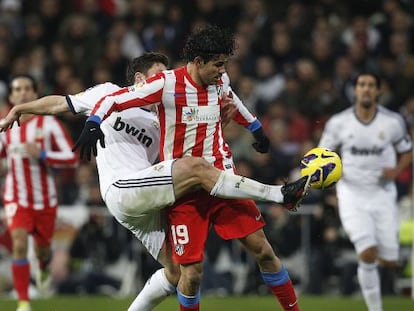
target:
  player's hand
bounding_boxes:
[24,143,42,158]
[251,127,270,153]
[221,91,237,128]
[382,167,398,180]
[0,107,22,132]
[72,117,105,161]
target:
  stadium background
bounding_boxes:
[0,0,413,307]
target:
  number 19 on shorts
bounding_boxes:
[171,224,189,245]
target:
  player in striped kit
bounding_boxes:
[1,52,308,311]
[319,72,412,311]
[0,75,78,311]
[73,26,305,311]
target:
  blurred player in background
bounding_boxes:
[1,52,308,311]
[319,72,412,311]
[73,25,308,311]
[0,75,78,311]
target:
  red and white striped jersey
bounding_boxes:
[91,68,257,170]
[0,115,78,210]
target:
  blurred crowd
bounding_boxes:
[0,0,413,297]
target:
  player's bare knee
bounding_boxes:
[187,157,210,176]
[181,262,203,286]
[164,265,181,285]
[178,157,210,181]
[243,236,277,265]
[359,247,378,263]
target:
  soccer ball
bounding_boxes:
[300,147,342,189]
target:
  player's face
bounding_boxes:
[198,54,228,85]
[134,62,168,84]
[145,62,167,78]
[354,75,380,109]
[9,77,38,106]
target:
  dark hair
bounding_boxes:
[182,24,235,62]
[353,71,381,88]
[125,52,169,85]
[9,74,38,93]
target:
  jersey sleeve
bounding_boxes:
[392,113,412,154]
[66,82,121,115]
[318,116,341,151]
[91,73,165,121]
[222,73,259,130]
[42,116,78,168]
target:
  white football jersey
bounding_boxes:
[67,82,160,197]
[319,106,412,188]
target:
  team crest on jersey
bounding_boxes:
[152,120,159,129]
[128,81,145,92]
[378,131,385,140]
[174,244,184,256]
[215,84,223,98]
[153,164,164,171]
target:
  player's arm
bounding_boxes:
[318,117,341,151]
[383,121,413,180]
[90,75,165,121]
[229,88,269,153]
[0,95,69,131]
[74,74,165,160]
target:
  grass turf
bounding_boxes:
[1,295,413,311]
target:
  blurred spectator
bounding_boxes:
[341,15,382,54]
[57,213,122,295]
[253,55,285,115]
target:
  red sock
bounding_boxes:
[179,303,199,311]
[12,259,30,301]
[268,279,300,311]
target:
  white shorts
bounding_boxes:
[336,182,399,261]
[104,160,176,259]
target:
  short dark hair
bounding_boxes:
[353,71,381,89]
[182,24,235,62]
[9,74,38,93]
[125,52,169,85]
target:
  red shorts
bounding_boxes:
[5,203,57,247]
[167,189,265,264]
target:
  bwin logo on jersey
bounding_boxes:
[113,117,153,147]
[351,146,384,156]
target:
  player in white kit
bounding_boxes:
[319,72,412,311]
[0,52,309,311]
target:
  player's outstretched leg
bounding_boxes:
[173,157,311,210]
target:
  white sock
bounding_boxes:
[210,171,284,203]
[127,268,176,311]
[357,261,383,311]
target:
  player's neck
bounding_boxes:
[186,63,203,86]
[355,104,376,123]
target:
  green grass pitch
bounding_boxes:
[1,295,413,311]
